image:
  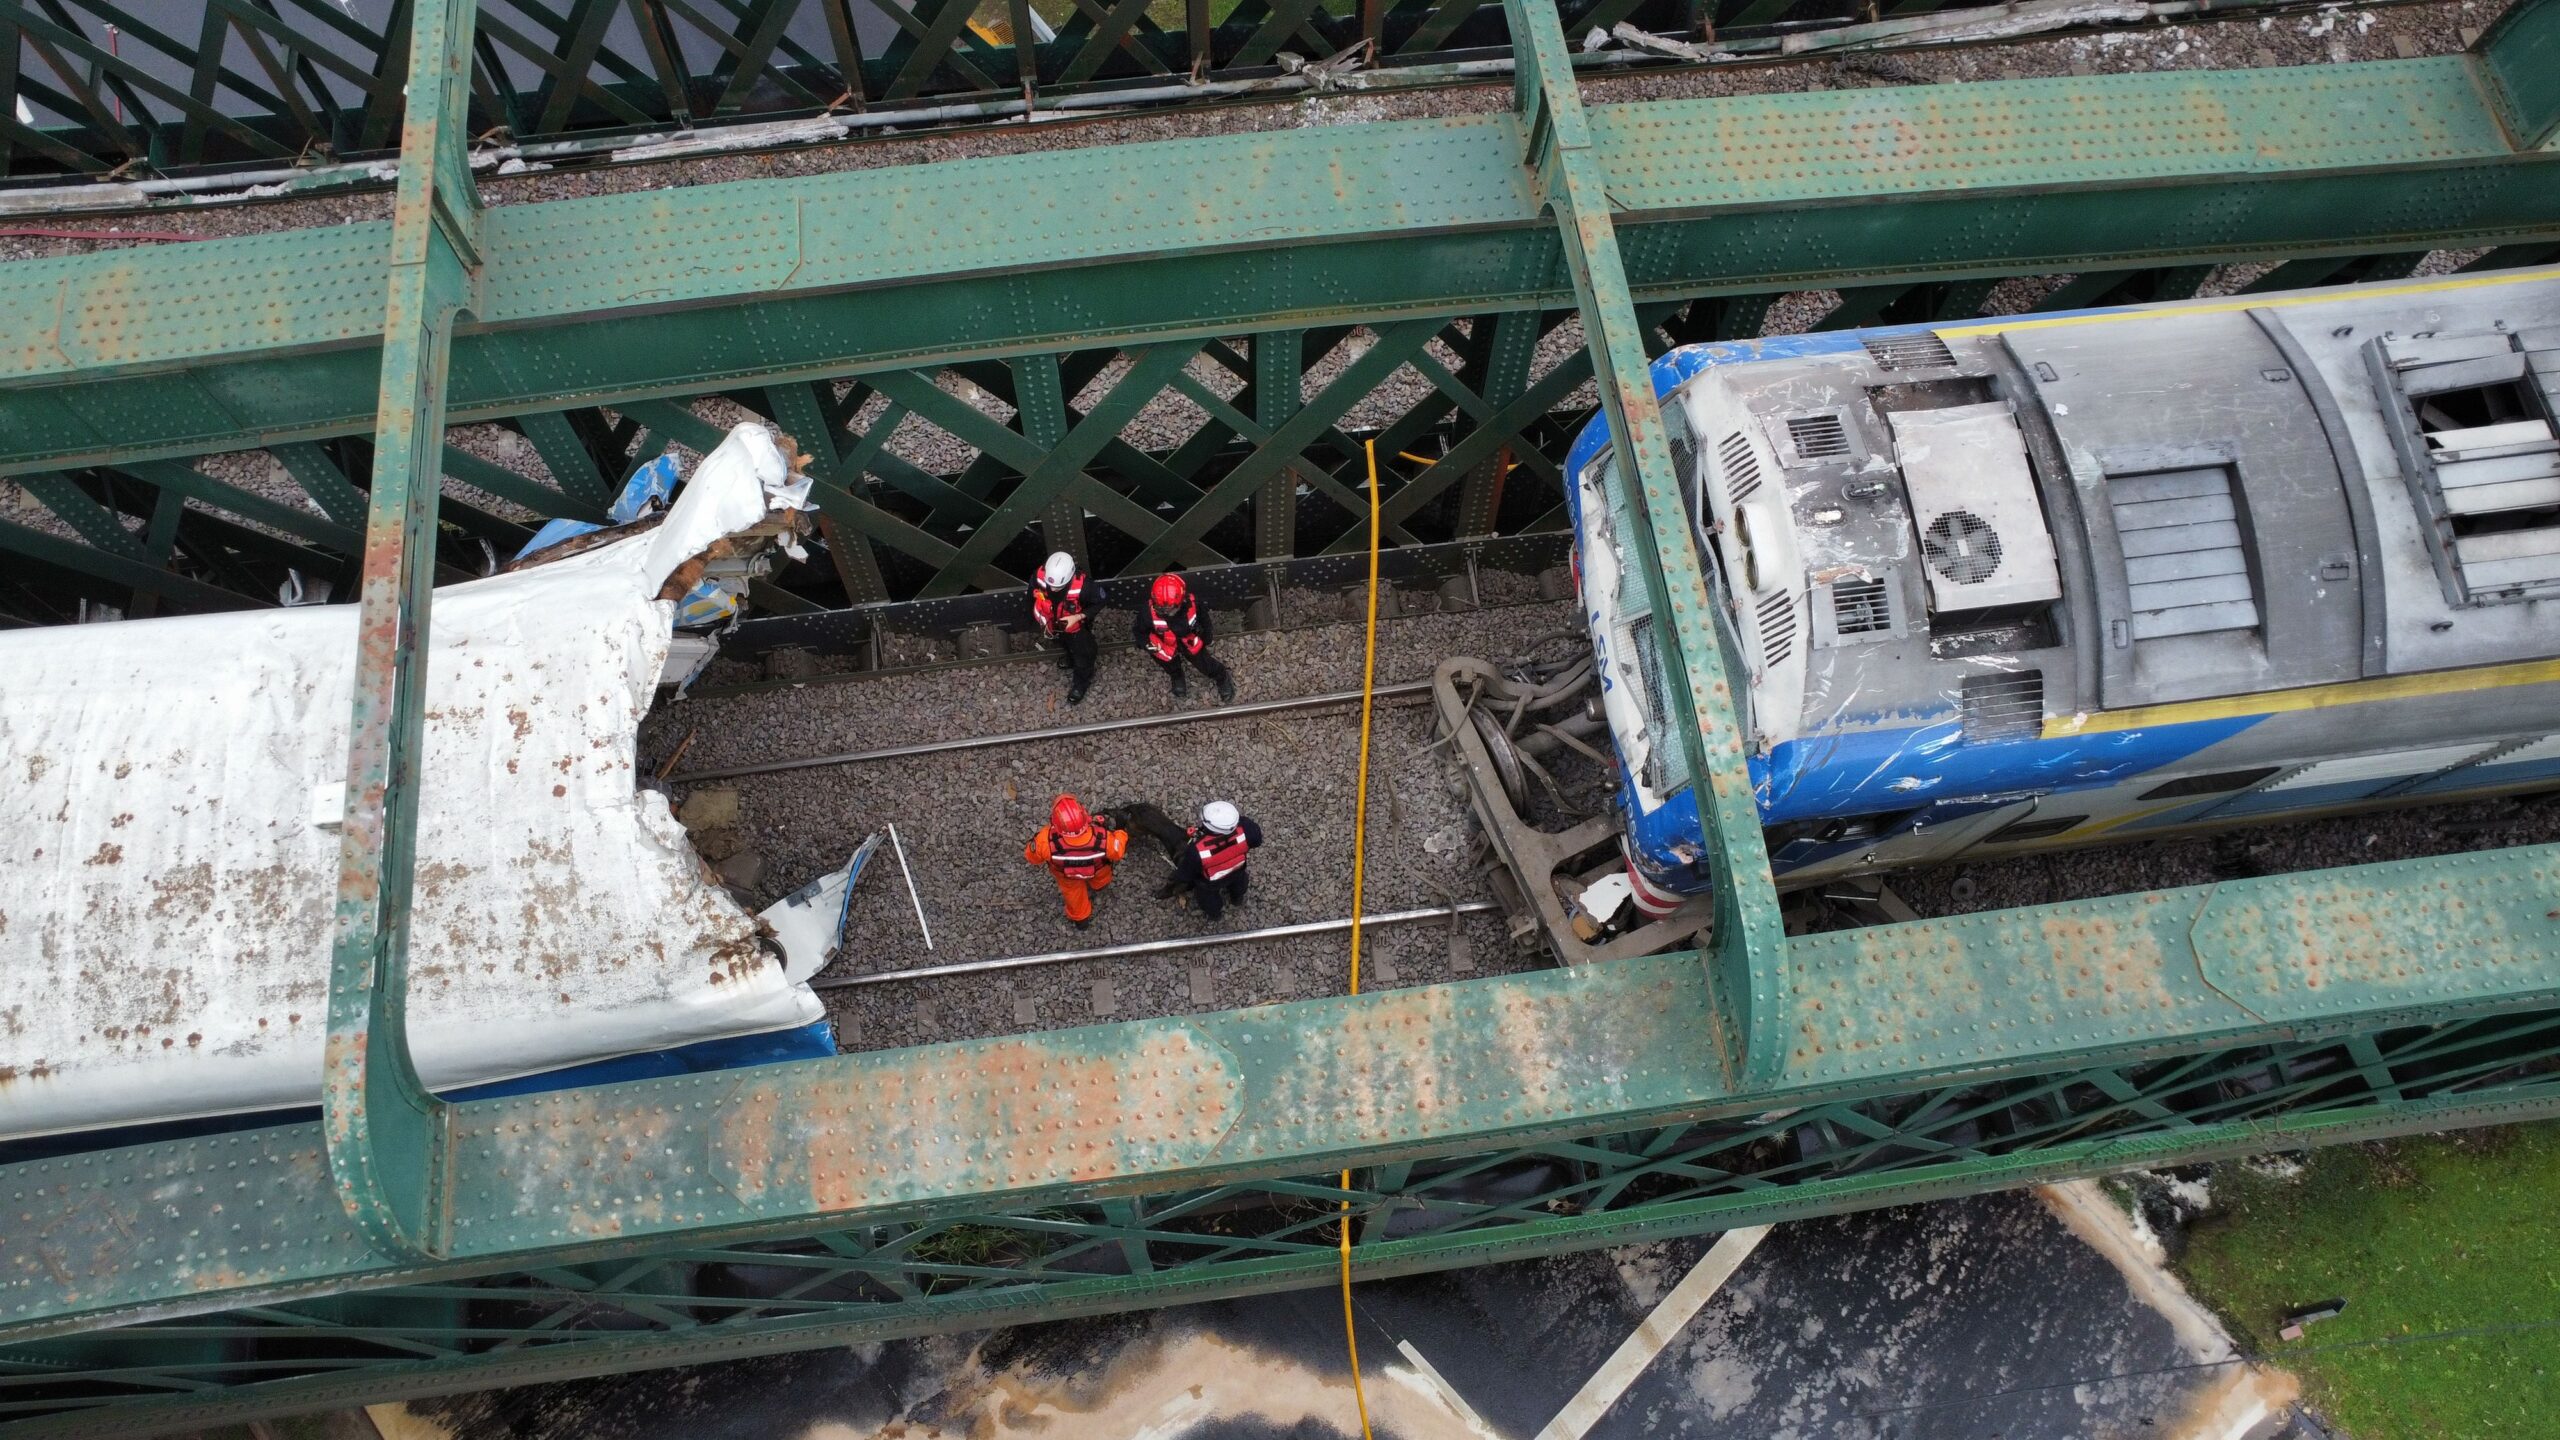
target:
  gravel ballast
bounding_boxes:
[640,583,2560,1059]
[650,596,1584,1053]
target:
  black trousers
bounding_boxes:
[1053,626,1096,688]
[1191,867,1248,920]
[1152,645,1230,690]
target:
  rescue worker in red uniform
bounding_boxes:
[1134,572,1237,703]
[1173,800,1262,920]
[1025,794,1129,926]
[1029,551,1096,705]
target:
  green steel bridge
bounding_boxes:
[0,0,2558,1430]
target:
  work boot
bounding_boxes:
[1067,678,1090,706]
[1170,667,1190,700]
[1055,651,1073,671]
[1215,671,1237,704]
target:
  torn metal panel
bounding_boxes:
[0,424,822,1141]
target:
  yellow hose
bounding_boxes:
[1336,439,1383,1440]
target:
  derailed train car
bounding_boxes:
[0,424,856,1157]
[1565,267,2560,898]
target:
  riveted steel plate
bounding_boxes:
[0,226,393,383]
[8,848,2560,1340]
[448,1024,1241,1249]
[0,1125,373,1334]
[5,57,2557,477]
[1780,892,2249,1085]
[482,118,1536,322]
[1590,59,2507,209]
[1780,843,2560,1088]
[2191,847,2560,1023]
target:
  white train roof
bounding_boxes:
[0,424,823,1140]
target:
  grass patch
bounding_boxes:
[2175,1125,2560,1438]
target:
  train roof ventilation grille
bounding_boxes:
[1787,414,1852,461]
[1756,589,1796,669]
[1922,509,2005,586]
[1961,670,2044,741]
[2380,331,2560,605]
[1831,577,1892,635]
[2105,465,2262,639]
[1719,432,1762,506]
[1865,333,1956,371]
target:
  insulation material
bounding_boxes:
[0,424,823,1140]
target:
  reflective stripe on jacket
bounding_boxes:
[1146,599,1205,661]
[1190,826,1251,882]
[1031,574,1087,635]
[1027,823,1126,880]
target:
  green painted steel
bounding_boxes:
[4,846,2557,1329]
[4,48,2560,483]
[0,0,2381,182]
[1507,0,1781,1081]
[4,848,2559,1432]
[8,4,2560,1431]
[2480,0,2560,148]
[318,0,482,1264]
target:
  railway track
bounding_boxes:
[643,595,1579,1054]
[648,590,2560,1057]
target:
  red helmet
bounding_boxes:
[1149,573,1188,612]
[1050,794,1090,837]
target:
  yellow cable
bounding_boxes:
[1336,438,1383,1440]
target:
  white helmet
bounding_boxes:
[1039,551,1077,588]
[1201,800,1240,833]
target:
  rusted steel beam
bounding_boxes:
[320,0,483,1263]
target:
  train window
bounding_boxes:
[2138,766,2282,800]
[2104,465,2262,640]
[1987,813,2086,844]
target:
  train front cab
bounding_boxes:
[1565,268,2560,903]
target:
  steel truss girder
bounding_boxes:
[7,957,2560,1435]
[3,48,2559,487]
[0,0,2398,183]
[5,843,2558,1340]
[7,7,2560,1433]
[0,243,2488,617]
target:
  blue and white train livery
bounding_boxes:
[1565,267,2560,895]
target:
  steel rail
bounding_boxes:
[815,900,1502,987]
[670,680,1437,782]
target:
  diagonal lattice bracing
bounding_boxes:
[12,1002,2560,1433]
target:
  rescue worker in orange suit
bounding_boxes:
[1173,800,1262,920]
[1030,550,1096,706]
[1025,794,1129,927]
[1135,572,1237,703]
